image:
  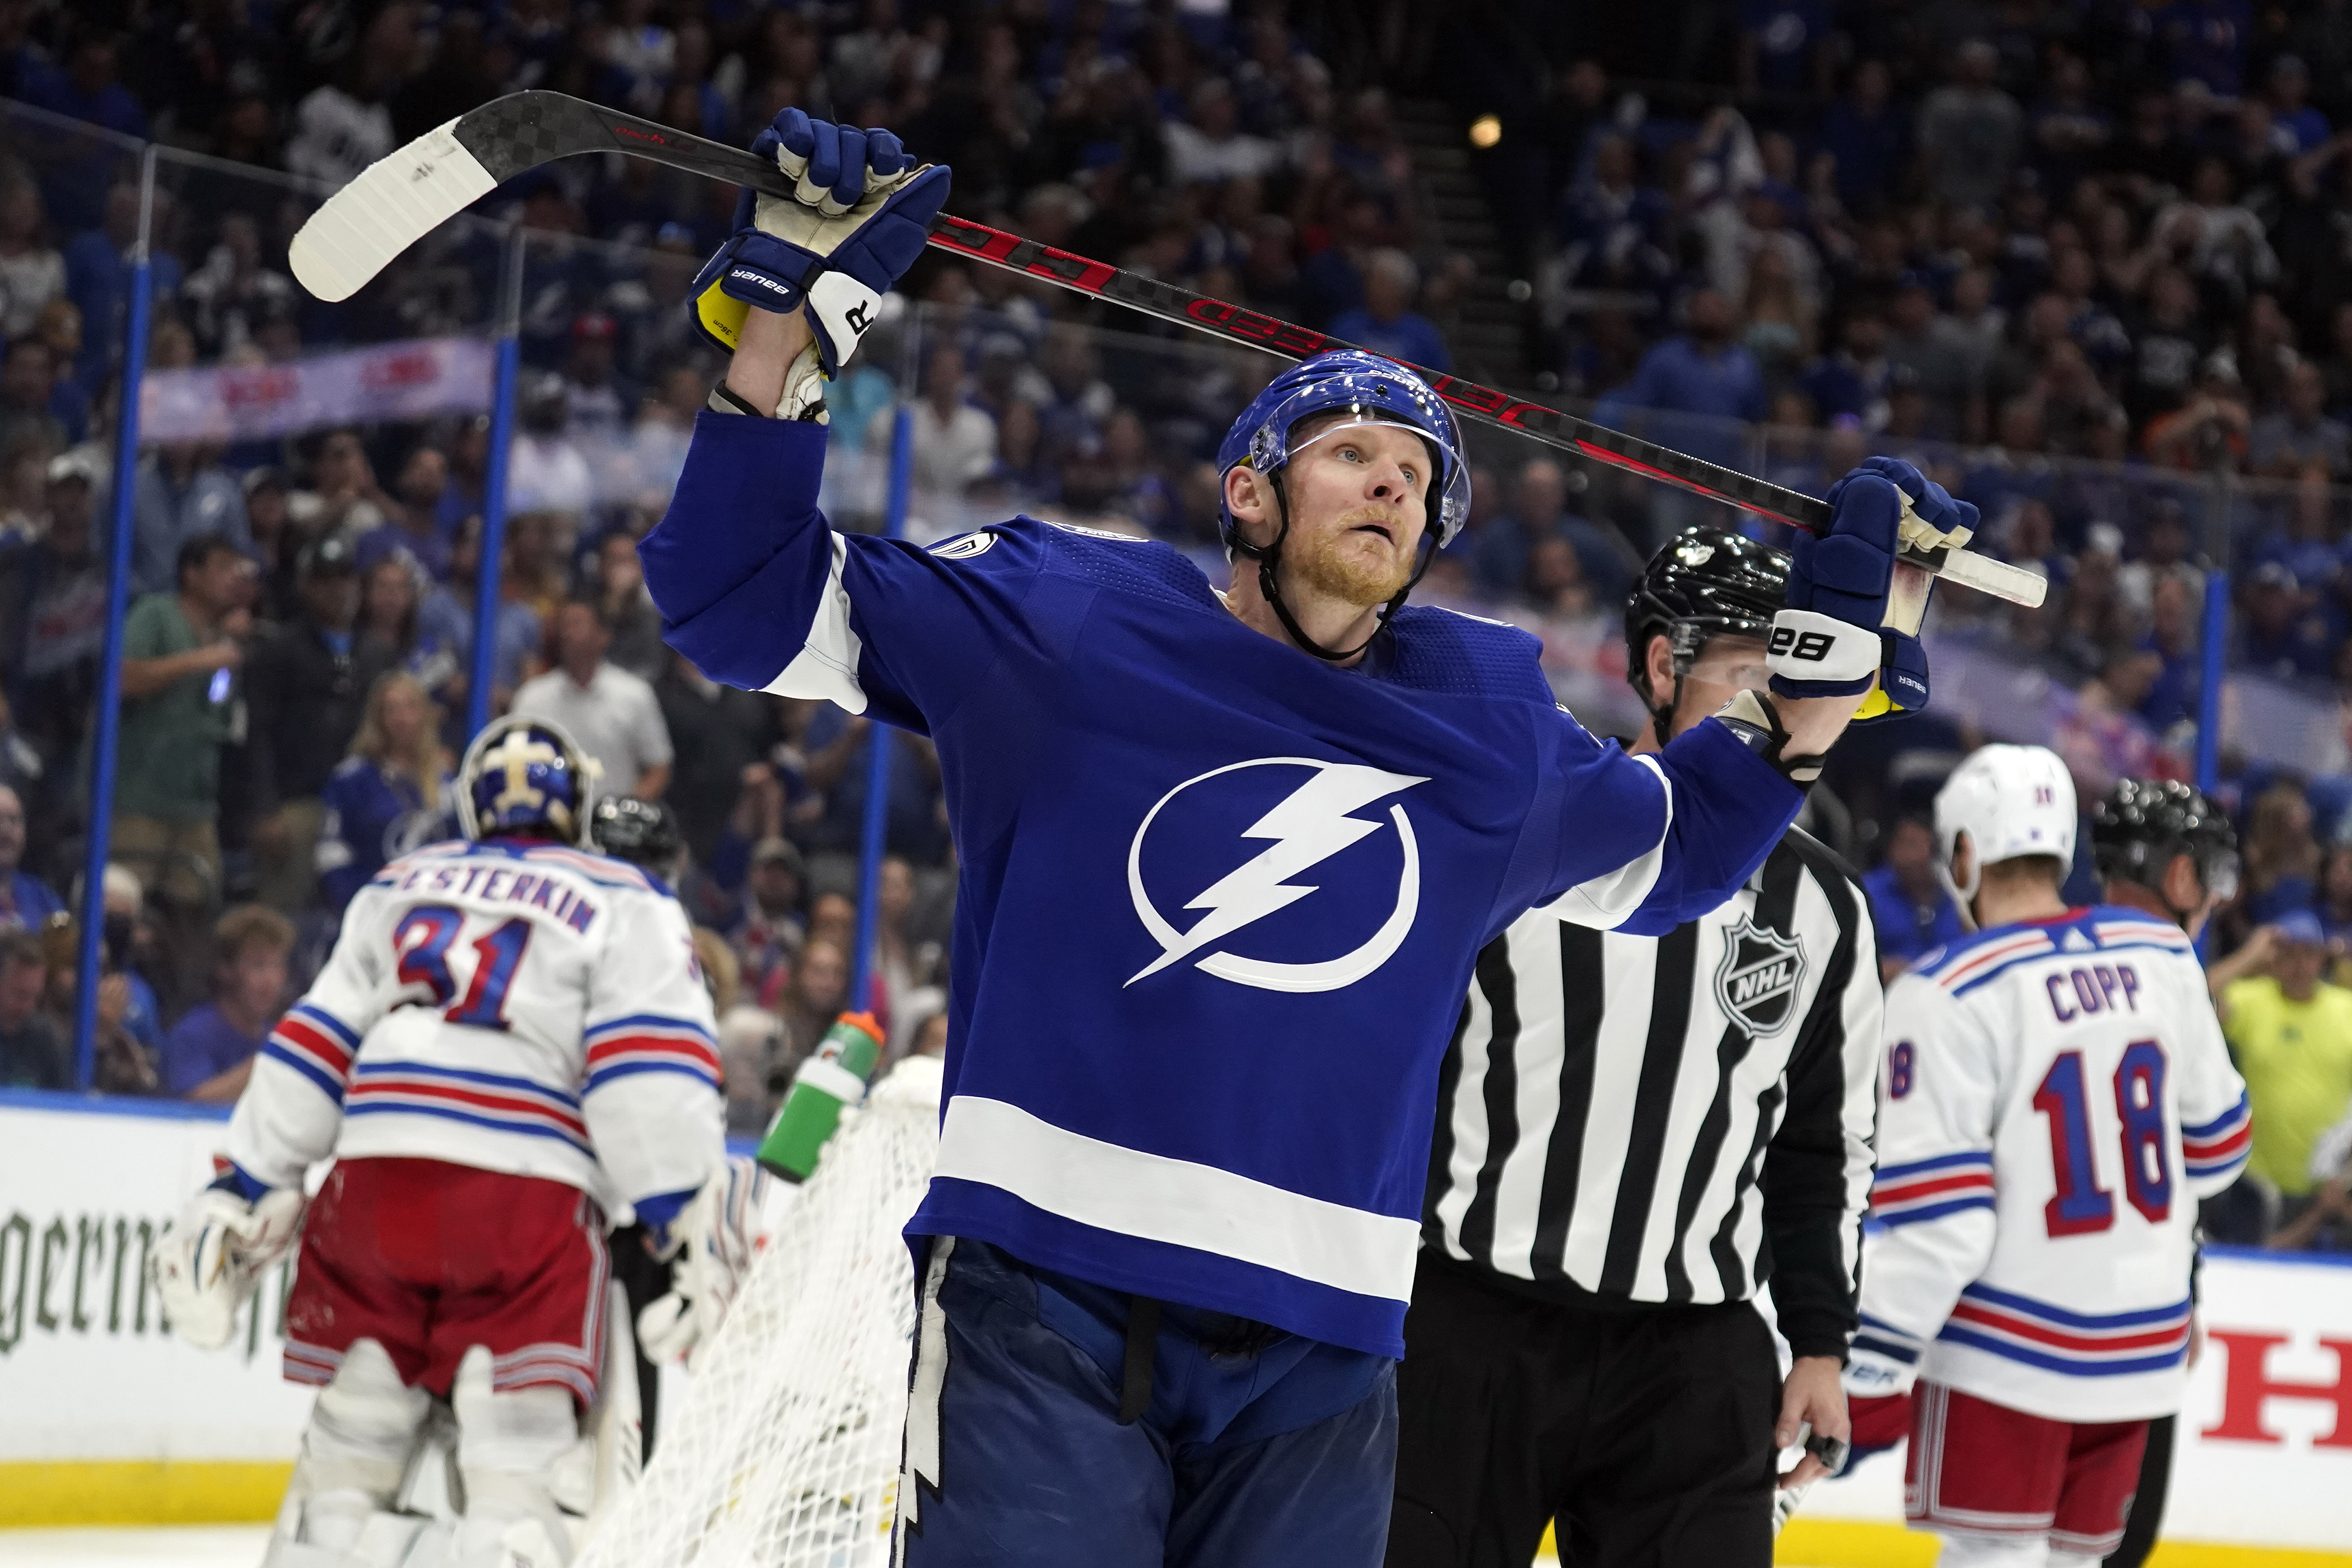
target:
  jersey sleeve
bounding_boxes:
[2169,954,2252,1197]
[579,886,726,1213]
[1532,713,1804,935]
[224,884,394,1189]
[638,413,1042,735]
[1762,872,1882,1361]
[1846,973,2001,1397]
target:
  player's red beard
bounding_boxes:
[1286,507,1418,608]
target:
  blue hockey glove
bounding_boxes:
[1770,456,1975,724]
[690,109,951,374]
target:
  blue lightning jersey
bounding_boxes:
[643,413,1803,1355]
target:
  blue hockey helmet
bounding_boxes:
[456,715,599,846]
[1215,349,1472,550]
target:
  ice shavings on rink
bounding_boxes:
[0,1527,272,1566]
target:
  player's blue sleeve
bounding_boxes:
[1530,713,1803,935]
[639,413,1040,730]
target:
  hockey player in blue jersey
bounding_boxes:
[642,108,1978,1567]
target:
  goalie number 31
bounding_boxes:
[393,904,534,1030]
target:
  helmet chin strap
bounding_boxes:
[1645,670,1684,748]
[1232,472,1427,663]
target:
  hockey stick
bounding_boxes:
[288,90,2043,608]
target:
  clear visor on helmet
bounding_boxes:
[1673,627,1775,694]
[2197,847,2242,904]
[1243,391,1471,544]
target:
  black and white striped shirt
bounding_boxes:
[1424,829,1882,1357]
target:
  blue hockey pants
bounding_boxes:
[892,1236,1398,1567]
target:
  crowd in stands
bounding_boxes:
[0,0,1406,1136]
[0,0,2348,1248]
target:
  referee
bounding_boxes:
[2084,779,2240,1568]
[1385,528,1882,1568]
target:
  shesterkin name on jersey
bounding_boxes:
[366,839,669,935]
[1909,906,2195,1000]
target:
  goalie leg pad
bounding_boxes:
[273,1339,433,1560]
[451,1346,588,1567]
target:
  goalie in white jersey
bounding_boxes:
[154,715,726,1568]
[1842,746,2251,1567]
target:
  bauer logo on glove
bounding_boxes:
[690,108,950,376]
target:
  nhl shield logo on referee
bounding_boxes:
[1714,916,1807,1035]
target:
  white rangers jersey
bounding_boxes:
[227,837,726,1217]
[1849,905,2251,1423]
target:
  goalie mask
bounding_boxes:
[1215,349,1470,662]
[1623,526,1790,747]
[458,715,599,846]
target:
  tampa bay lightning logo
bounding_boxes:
[1126,758,1429,993]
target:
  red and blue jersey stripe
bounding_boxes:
[344,1060,592,1152]
[582,1013,723,1093]
[2182,1091,2253,1182]
[1854,1309,1926,1368]
[263,1002,362,1102]
[2090,916,2196,954]
[1869,1150,1995,1227]
[1922,928,2059,997]
[1938,1282,2193,1378]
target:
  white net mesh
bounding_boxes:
[578,1053,942,1568]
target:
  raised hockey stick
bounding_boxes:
[288,90,2045,608]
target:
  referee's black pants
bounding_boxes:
[1384,1251,1780,1568]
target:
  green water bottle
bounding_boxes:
[755,1011,884,1181]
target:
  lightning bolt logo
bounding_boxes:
[1127,758,1430,993]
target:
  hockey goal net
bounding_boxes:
[577,1052,943,1568]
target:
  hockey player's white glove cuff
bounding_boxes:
[1841,1346,1920,1400]
[152,1182,305,1351]
[637,1157,772,1368]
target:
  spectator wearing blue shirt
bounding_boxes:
[2154,0,2251,98]
[316,671,456,914]
[1594,287,1769,473]
[160,904,292,1103]
[0,784,60,933]
[1557,136,1675,309]
[1738,0,1831,95]
[2265,56,2332,153]
[1471,459,1637,605]
[2029,54,2114,198]
[97,862,164,1066]
[356,446,456,584]
[1800,310,1893,428]
[2253,474,2341,592]
[63,184,184,396]
[2237,562,2341,681]
[1326,249,1451,374]
[1816,60,1910,215]
[16,39,148,235]
[1863,815,1968,981]
[132,442,253,599]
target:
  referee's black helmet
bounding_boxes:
[2089,777,2239,901]
[1623,526,1789,739]
[592,795,686,870]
